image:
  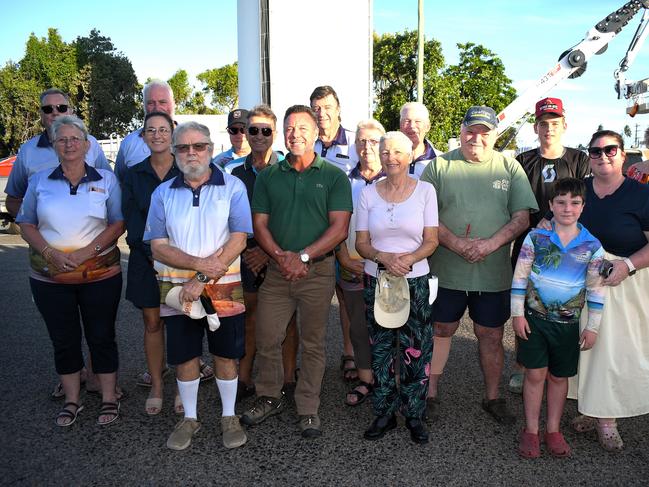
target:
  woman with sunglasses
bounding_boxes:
[122,111,181,415]
[559,130,649,451]
[16,115,124,427]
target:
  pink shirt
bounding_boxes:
[356,179,438,278]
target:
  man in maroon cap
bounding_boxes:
[214,108,252,169]
[507,97,590,394]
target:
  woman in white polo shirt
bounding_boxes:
[17,116,124,427]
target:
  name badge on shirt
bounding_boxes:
[90,186,106,193]
[336,153,350,159]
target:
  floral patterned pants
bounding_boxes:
[364,274,433,419]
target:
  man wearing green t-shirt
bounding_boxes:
[241,105,352,438]
[420,106,538,425]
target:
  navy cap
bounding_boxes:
[462,106,498,130]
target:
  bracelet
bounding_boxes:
[41,246,54,261]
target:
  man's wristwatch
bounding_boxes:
[195,272,210,283]
[299,250,310,264]
[94,244,102,254]
[623,257,636,276]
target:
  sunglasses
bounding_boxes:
[227,127,245,135]
[41,104,69,114]
[174,142,211,153]
[248,126,273,137]
[588,145,619,159]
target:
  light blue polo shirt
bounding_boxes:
[144,164,252,285]
[16,164,123,283]
[213,148,239,169]
[114,128,150,181]
[6,132,111,198]
[315,126,359,173]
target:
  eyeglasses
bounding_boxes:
[248,126,273,137]
[174,142,211,153]
[145,127,171,136]
[227,127,245,135]
[54,136,84,146]
[588,145,619,159]
[41,104,69,114]
[357,139,380,147]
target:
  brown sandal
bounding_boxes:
[340,355,358,382]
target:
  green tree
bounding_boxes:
[373,32,517,151]
[623,124,632,138]
[19,29,79,96]
[75,29,140,138]
[197,63,238,113]
[444,42,516,117]
[373,31,445,135]
[0,62,41,155]
[167,69,193,113]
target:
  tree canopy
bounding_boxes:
[373,31,517,151]
[0,28,140,156]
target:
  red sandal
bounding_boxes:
[545,431,571,457]
[518,429,541,459]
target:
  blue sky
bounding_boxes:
[2,0,648,148]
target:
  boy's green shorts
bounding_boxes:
[516,309,580,377]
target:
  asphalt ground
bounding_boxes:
[1,232,648,486]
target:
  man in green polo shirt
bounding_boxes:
[241,105,352,438]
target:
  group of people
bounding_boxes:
[5,81,649,456]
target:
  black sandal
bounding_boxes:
[340,355,358,382]
[55,402,84,427]
[97,401,120,426]
[345,381,373,406]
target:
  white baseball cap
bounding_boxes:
[165,286,221,331]
[374,272,410,328]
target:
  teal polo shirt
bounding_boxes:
[251,154,352,252]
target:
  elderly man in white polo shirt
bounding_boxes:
[114,79,175,181]
[399,101,438,179]
[144,121,252,451]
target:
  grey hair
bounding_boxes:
[380,131,413,156]
[50,115,88,141]
[399,101,430,122]
[356,119,386,137]
[172,121,213,149]
[40,88,70,106]
[143,79,174,104]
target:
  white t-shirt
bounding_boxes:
[356,179,438,278]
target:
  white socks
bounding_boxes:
[216,377,238,417]
[177,378,200,420]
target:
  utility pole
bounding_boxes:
[417,0,424,103]
[635,123,640,147]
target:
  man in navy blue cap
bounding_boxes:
[420,106,538,425]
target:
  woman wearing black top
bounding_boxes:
[122,111,179,415]
[565,130,649,452]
